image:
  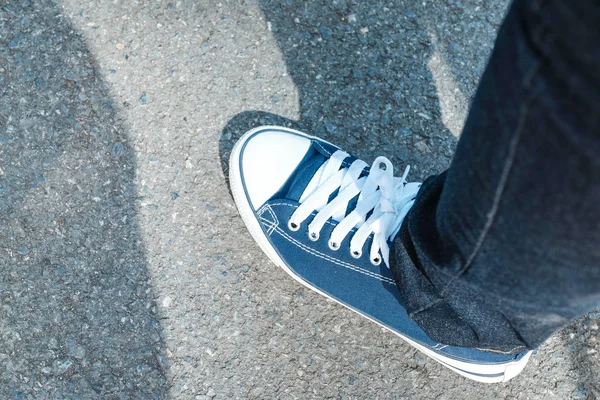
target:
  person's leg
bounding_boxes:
[391,0,600,353]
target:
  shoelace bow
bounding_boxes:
[288,150,422,267]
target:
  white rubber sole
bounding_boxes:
[229,126,532,383]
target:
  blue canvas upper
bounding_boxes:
[239,128,529,367]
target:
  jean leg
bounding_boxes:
[390,0,600,352]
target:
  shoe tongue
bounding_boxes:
[271,141,361,204]
[272,145,329,202]
[388,181,422,241]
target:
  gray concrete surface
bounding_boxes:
[1,0,598,398]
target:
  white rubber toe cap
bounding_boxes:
[235,127,313,209]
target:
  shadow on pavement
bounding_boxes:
[0,1,167,397]
[562,315,600,398]
[219,0,458,182]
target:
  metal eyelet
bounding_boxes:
[308,231,319,241]
[378,161,387,171]
[351,250,362,259]
[328,240,340,251]
[288,220,300,231]
[371,256,382,266]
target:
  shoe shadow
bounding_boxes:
[0,1,166,397]
[219,0,463,184]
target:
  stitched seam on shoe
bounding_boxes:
[313,141,333,157]
[258,205,278,235]
[272,225,395,285]
[259,218,276,235]
[270,207,279,234]
[257,204,269,216]
[259,217,277,235]
[313,141,356,169]
[263,205,279,235]
[474,345,527,355]
[258,211,276,235]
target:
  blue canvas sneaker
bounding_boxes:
[229,126,532,383]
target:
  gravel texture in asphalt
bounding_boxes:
[0,0,598,398]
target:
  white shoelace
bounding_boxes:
[287,150,422,268]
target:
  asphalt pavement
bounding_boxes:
[0,0,598,398]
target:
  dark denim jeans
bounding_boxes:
[390,0,600,353]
